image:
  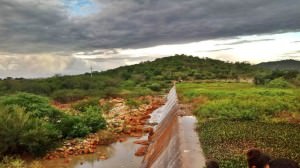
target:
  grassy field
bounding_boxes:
[177,82,300,168]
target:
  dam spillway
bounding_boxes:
[141,86,206,168]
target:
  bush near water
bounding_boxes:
[0,93,106,156]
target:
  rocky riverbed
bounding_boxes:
[43,96,164,165]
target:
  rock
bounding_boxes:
[89,148,95,153]
[64,158,71,163]
[148,134,153,142]
[65,143,72,147]
[123,126,132,134]
[130,132,143,137]
[99,155,108,160]
[63,153,68,158]
[84,148,89,154]
[144,127,154,134]
[99,99,106,106]
[135,125,144,132]
[133,140,150,145]
[141,115,151,120]
[57,148,65,152]
[135,146,148,156]
[119,137,127,142]
[67,150,74,155]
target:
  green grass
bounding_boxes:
[178,82,300,121]
[177,82,300,167]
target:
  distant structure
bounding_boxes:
[90,65,93,78]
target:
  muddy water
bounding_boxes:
[41,137,146,168]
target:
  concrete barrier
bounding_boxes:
[141,86,206,168]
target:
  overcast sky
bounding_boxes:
[0,0,300,78]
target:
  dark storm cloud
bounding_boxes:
[0,0,300,54]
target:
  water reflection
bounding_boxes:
[42,137,144,168]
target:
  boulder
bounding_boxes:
[134,140,150,145]
[135,145,148,156]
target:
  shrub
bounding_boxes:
[125,98,142,109]
[0,156,25,168]
[0,93,63,123]
[148,83,161,91]
[0,106,61,156]
[71,98,99,112]
[267,78,291,88]
[55,115,89,138]
[56,107,106,138]
[121,80,136,87]
[0,93,107,154]
[102,87,119,97]
[82,106,107,133]
[51,89,87,103]
[27,161,44,168]
[0,156,44,168]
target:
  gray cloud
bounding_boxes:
[75,49,120,56]
[202,48,233,52]
[87,55,154,62]
[284,50,300,55]
[216,39,274,46]
[0,0,300,54]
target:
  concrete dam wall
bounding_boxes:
[141,86,206,168]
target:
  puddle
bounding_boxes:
[41,137,145,168]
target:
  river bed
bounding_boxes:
[41,137,146,168]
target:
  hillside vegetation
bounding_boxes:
[0,55,260,99]
[256,59,300,71]
[1,55,300,101]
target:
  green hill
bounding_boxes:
[256,59,300,71]
[0,55,259,99]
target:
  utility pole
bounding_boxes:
[90,65,93,78]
